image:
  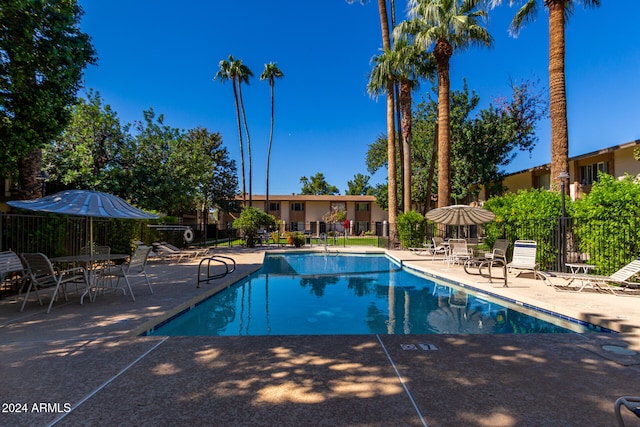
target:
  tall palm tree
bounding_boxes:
[232,59,254,206]
[214,55,247,206]
[347,0,398,239]
[260,62,284,214]
[489,0,601,191]
[377,0,399,237]
[368,38,435,213]
[396,0,492,207]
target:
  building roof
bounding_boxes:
[504,139,640,177]
[236,194,377,202]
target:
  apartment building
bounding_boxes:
[219,194,389,236]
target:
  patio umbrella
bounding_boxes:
[425,204,495,226]
[7,189,158,253]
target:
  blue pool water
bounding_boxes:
[148,253,595,336]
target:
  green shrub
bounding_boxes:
[573,173,640,273]
[397,210,426,249]
[233,207,275,247]
[483,188,566,270]
[290,232,305,247]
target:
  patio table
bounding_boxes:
[565,262,597,291]
[51,254,130,303]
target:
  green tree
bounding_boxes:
[43,90,127,191]
[214,56,252,206]
[346,173,374,195]
[396,0,492,207]
[259,62,284,213]
[0,0,96,198]
[186,126,238,236]
[300,172,339,195]
[233,206,275,247]
[489,0,601,191]
[113,109,186,213]
[449,79,546,201]
[367,79,545,212]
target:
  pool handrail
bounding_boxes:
[197,255,236,288]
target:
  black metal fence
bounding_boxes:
[0,213,155,257]
[410,216,639,275]
[2,213,637,275]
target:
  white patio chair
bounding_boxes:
[507,240,540,279]
[97,246,153,301]
[0,251,28,296]
[448,239,472,266]
[431,237,448,261]
[20,252,89,313]
[484,239,509,262]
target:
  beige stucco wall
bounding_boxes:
[614,146,640,179]
[305,201,331,222]
[502,172,532,194]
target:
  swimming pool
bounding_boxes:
[147,252,597,336]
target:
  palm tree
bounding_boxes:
[377,0,399,238]
[214,55,247,206]
[489,0,601,191]
[260,62,284,215]
[368,38,435,213]
[347,0,398,240]
[232,59,254,206]
[396,0,492,207]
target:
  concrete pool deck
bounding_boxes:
[1,246,640,426]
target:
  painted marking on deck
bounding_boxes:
[401,343,438,351]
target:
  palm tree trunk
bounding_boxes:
[548,0,569,193]
[232,78,246,207]
[400,79,412,213]
[17,147,43,200]
[435,39,453,207]
[238,82,252,207]
[395,82,404,212]
[377,0,398,238]
[266,80,275,213]
[425,122,437,213]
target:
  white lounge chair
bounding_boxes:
[507,240,540,279]
[544,257,640,295]
[153,242,208,263]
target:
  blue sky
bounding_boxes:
[78,0,640,195]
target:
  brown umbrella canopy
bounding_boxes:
[425,204,495,226]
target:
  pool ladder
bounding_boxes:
[197,255,236,288]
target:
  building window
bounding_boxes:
[291,202,304,211]
[356,203,370,212]
[268,202,280,212]
[580,161,608,186]
[533,174,550,190]
[356,221,369,234]
[330,202,345,212]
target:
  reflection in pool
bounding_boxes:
[148,253,596,336]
